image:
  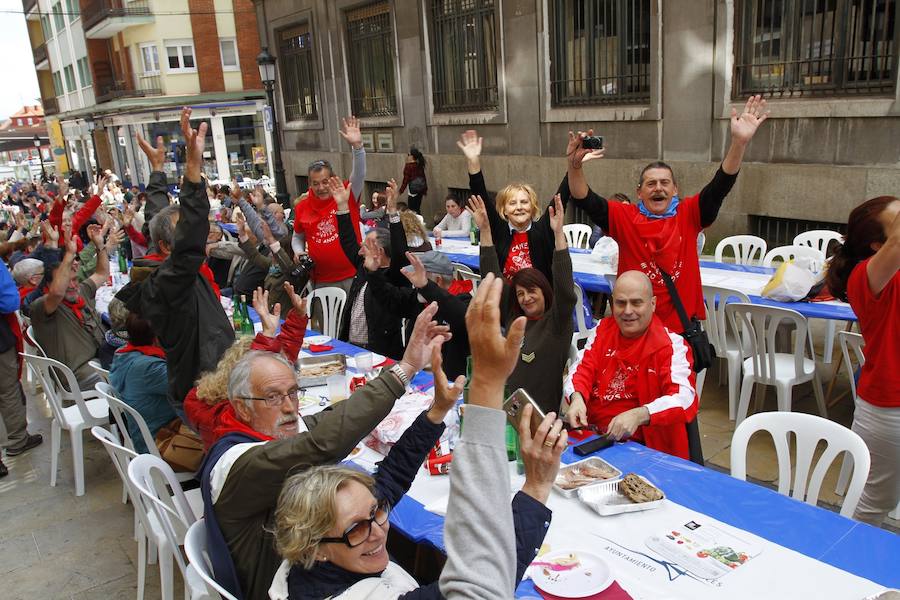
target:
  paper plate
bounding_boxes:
[531,550,613,598]
[304,335,332,346]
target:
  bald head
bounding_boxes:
[612,270,656,339]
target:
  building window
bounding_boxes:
[52,71,63,96]
[735,0,898,98]
[428,0,499,112]
[278,23,318,121]
[52,2,65,31]
[220,38,239,70]
[27,117,34,125]
[345,2,397,117]
[165,40,196,72]
[66,0,79,22]
[64,65,76,93]
[17,119,23,126]
[140,43,160,74]
[549,0,651,106]
[41,14,52,39]
[77,57,91,87]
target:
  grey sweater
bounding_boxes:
[439,405,515,599]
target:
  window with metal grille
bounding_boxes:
[550,0,652,106]
[735,0,898,98]
[279,23,318,122]
[428,0,499,113]
[345,3,398,118]
[749,214,846,247]
[295,175,309,196]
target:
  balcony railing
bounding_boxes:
[135,73,163,95]
[33,43,48,66]
[83,0,153,37]
[42,97,59,116]
[95,75,163,103]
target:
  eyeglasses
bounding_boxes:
[239,389,300,408]
[320,498,391,548]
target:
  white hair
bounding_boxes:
[227,350,297,408]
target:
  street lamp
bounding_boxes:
[256,47,289,209]
[86,117,101,176]
[33,134,47,182]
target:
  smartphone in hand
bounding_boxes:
[502,388,547,436]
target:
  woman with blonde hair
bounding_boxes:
[458,129,569,282]
[399,209,432,253]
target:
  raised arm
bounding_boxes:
[547,195,578,324]
[867,206,900,297]
[564,130,610,231]
[338,116,366,200]
[42,233,78,315]
[85,223,113,289]
[135,132,170,237]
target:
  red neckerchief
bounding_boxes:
[18,285,35,302]
[213,403,274,442]
[447,279,473,296]
[142,252,221,299]
[117,343,167,359]
[63,295,87,324]
[633,214,681,275]
[593,315,671,400]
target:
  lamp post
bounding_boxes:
[86,117,101,176]
[33,134,47,182]
[256,47,289,209]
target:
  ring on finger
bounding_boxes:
[543,439,554,447]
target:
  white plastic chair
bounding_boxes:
[87,359,110,383]
[309,286,347,339]
[95,382,196,483]
[185,520,240,600]
[762,244,827,273]
[701,285,752,420]
[697,231,707,256]
[563,224,592,249]
[572,281,592,348]
[20,353,109,496]
[452,262,481,291]
[793,229,842,258]
[714,235,767,266]
[128,454,208,600]
[731,412,870,518]
[725,303,827,426]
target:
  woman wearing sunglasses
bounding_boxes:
[270,278,565,599]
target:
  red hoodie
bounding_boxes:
[293,182,360,282]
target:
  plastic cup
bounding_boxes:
[354,351,374,374]
[326,373,347,403]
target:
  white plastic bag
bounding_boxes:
[591,236,619,270]
[761,259,816,302]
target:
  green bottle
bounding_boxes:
[117,243,128,274]
[240,295,254,336]
[232,296,244,332]
[505,423,518,462]
[469,218,479,246]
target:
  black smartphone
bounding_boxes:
[573,435,614,456]
[502,388,546,436]
[582,135,604,150]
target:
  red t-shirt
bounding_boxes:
[584,337,643,441]
[503,231,533,279]
[293,183,361,283]
[607,197,704,333]
[847,260,899,407]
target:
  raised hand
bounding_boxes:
[465,194,489,231]
[41,220,59,248]
[106,227,125,252]
[259,218,276,246]
[180,106,208,183]
[121,204,135,227]
[566,129,605,170]
[465,273,526,398]
[730,95,769,145]
[230,179,243,202]
[282,281,308,318]
[400,251,429,289]
[426,343,466,425]
[136,131,166,171]
[338,116,362,149]
[326,176,350,212]
[93,172,110,197]
[361,234,384,272]
[548,194,565,235]
[252,287,281,337]
[57,179,69,199]
[384,178,398,213]
[64,227,77,257]
[399,301,452,376]
[86,223,104,249]
[456,129,482,162]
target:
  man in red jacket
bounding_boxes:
[564,271,697,460]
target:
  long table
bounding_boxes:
[435,238,857,323]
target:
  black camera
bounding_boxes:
[287,255,316,291]
[582,135,604,150]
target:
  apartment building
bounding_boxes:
[252,0,900,243]
[24,0,271,187]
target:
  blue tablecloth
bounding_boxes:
[388,440,900,594]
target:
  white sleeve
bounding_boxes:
[291,231,306,255]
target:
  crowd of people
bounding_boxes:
[1,93,897,599]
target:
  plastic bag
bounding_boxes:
[591,236,619,270]
[761,259,816,302]
[363,391,459,455]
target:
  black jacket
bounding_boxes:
[125,176,234,412]
[469,170,570,284]
[335,213,407,360]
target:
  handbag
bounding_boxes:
[657,268,715,374]
[155,418,205,473]
[408,176,426,195]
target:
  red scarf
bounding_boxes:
[592,315,671,401]
[18,285,35,303]
[448,279,473,296]
[633,215,682,275]
[63,295,87,324]
[142,252,221,299]
[116,343,167,359]
[213,403,274,442]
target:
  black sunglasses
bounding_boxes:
[320,498,390,548]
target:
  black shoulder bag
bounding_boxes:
[658,268,715,373]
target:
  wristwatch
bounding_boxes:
[387,363,410,387]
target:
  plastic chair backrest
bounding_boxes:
[762,244,827,273]
[725,303,812,385]
[730,412,870,518]
[185,520,240,600]
[87,359,110,383]
[95,382,162,458]
[563,224,592,249]
[837,331,865,402]
[572,281,590,345]
[697,231,707,256]
[309,286,347,338]
[128,454,197,575]
[701,285,751,357]
[793,229,842,258]
[25,325,47,357]
[21,353,101,426]
[452,262,481,291]
[714,235,767,266]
